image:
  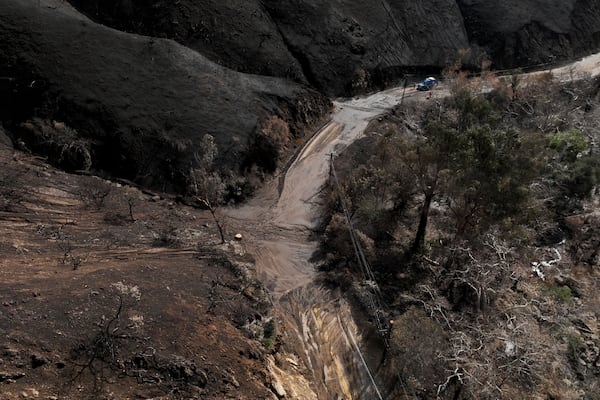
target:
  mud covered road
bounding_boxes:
[224,84,429,399]
[226,84,423,299]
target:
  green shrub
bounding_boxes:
[563,155,600,198]
[549,129,588,163]
[566,333,584,365]
[261,319,276,350]
[546,285,573,304]
[547,128,599,198]
[260,337,274,349]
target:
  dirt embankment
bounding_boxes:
[0,0,330,194]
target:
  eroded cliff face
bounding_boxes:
[272,286,384,400]
[67,0,600,96]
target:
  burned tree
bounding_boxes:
[189,134,226,244]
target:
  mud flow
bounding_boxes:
[225,87,420,398]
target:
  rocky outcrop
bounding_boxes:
[67,0,600,96]
[0,0,330,192]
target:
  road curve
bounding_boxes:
[226,50,600,299]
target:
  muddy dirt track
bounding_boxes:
[229,51,600,299]
[226,85,424,299]
[223,83,433,398]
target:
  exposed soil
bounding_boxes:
[0,145,277,399]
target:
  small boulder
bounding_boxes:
[271,378,286,398]
[30,354,49,369]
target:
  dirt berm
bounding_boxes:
[0,0,330,193]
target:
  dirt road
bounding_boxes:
[223,83,428,399]
[226,85,424,299]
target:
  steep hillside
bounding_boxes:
[458,0,600,68]
[0,0,330,193]
[0,145,279,399]
[67,0,600,95]
[66,0,470,95]
[3,0,600,194]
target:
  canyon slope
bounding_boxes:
[69,0,600,95]
[0,0,330,193]
[2,0,600,189]
[1,1,600,399]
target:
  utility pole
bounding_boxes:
[400,78,408,105]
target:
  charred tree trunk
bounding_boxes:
[197,197,225,244]
[411,191,434,255]
[208,206,225,245]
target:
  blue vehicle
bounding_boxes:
[416,77,438,91]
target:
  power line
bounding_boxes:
[329,153,390,348]
[342,314,385,400]
[328,153,390,399]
